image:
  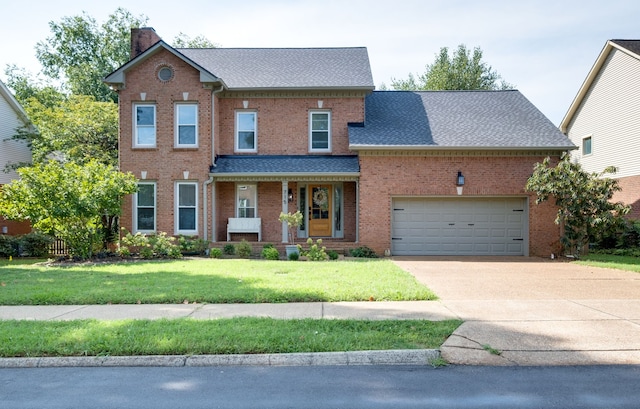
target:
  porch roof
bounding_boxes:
[210,155,360,181]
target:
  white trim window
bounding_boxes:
[237,184,257,218]
[235,111,257,152]
[175,104,198,147]
[135,182,156,233]
[582,135,592,156]
[309,111,331,152]
[134,104,156,147]
[176,182,198,235]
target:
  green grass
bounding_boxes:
[0,318,462,357]
[0,258,436,305]
[574,253,640,273]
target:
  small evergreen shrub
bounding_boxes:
[235,239,252,258]
[19,232,54,257]
[288,251,299,261]
[0,235,19,258]
[261,246,280,260]
[223,244,235,255]
[327,250,339,261]
[350,246,378,258]
[209,247,223,258]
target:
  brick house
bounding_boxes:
[0,79,32,235]
[560,40,640,219]
[105,28,574,257]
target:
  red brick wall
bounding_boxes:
[613,175,640,220]
[0,216,31,236]
[118,49,213,236]
[217,96,364,155]
[357,153,563,257]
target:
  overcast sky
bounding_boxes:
[1,0,638,125]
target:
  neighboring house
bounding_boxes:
[560,40,640,219]
[105,28,574,257]
[0,79,32,235]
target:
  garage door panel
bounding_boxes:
[392,197,527,256]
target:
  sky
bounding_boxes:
[1,0,638,126]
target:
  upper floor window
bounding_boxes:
[236,112,257,152]
[134,104,156,147]
[309,111,331,152]
[582,135,592,156]
[175,104,198,147]
[176,182,198,235]
[135,182,156,233]
[237,184,257,218]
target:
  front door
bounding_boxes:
[308,185,332,236]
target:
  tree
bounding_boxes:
[35,7,148,102]
[0,160,137,259]
[525,154,630,257]
[391,44,514,91]
[172,32,218,48]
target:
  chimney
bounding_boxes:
[130,27,162,59]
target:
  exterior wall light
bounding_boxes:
[456,171,465,195]
[288,189,293,202]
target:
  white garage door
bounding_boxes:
[391,197,527,256]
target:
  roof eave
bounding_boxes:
[225,86,375,92]
[349,144,577,151]
[210,171,360,178]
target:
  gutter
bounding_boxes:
[348,145,578,151]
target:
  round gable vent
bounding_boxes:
[158,66,174,82]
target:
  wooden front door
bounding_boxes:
[308,185,332,237]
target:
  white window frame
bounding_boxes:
[175,182,198,235]
[133,104,156,148]
[236,184,257,218]
[582,135,592,156]
[235,111,257,152]
[134,182,156,233]
[309,111,331,152]
[175,104,198,148]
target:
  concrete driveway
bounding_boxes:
[392,257,640,366]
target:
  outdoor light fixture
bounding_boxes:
[288,189,293,202]
[456,171,465,195]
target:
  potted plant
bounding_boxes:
[278,210,303,258]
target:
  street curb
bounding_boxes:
[0,349,441,368]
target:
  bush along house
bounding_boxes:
[104,28,575,257]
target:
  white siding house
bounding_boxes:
[0,79,32,234]
[560,40,640,218]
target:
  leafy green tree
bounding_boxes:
[391,44,513,91]
[35,7,148,102]
[0,160,137,259]
[172,32,218,48]
[525,154,630,257]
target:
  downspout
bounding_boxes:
[203,84,224,242]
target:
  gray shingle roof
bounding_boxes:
[349,90,575,149]
[611,40,640,56]
[211,155,360,175]
[178,48,374,90]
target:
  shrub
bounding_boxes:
[19,232,54,257]
[209,247,223,258]
[298,238,328,261]
[0,235,19,258]
[223,244,235,255]
[235,239,252,258]
[178,236,209,255]
[119,230,182,259]
[288,251,299,261]
[327,250,339,261]
[350,246,378,258]
[261,246,280,260]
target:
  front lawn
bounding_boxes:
[574,253,640,273]
[0,259,436,305]
[0,318,462,357]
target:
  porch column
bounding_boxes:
[281,180,288,243]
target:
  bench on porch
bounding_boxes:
[226,218,262,241]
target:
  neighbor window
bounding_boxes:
[237,184,257,218]
[176,182,197,234]
[582,136,592,156]
[236,112,257,152]
[309,111,331,152]
[175,104,198,147]
[135,182,156,233]
[134,104,156,147]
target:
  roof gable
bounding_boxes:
[0,80,29,124]
[560,39,640,132]
[349,90,574,150]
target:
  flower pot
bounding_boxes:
[285,245,299,258]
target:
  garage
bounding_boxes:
[391,197,528,256]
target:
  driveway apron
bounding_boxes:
[392,256,640,366]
